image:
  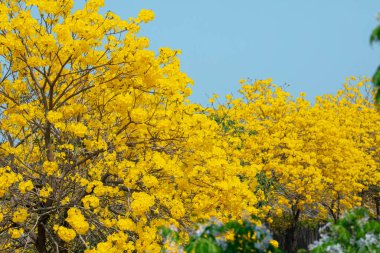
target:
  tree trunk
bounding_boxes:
[284,209,301,253]
[35,215,49,253]
[36,120,54,253]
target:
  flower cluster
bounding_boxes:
[18,180,33,194]
[54,226,77,242]
[12,207,28,223]
[66,208,90,235]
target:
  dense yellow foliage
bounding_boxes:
[0,0,258,252]
[213,78,380,229]
[0,1,379,252]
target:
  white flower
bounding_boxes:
[169,224,178,232]
[308,240,322,250]
[326,244,344,253]
[194,225,206,237]
[357,233,380,249]
[357,216,369,227]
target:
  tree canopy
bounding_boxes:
[1,1,380,252]
[0,1,260,252]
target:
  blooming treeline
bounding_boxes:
[211,78,380,252]
[0,0,378,252]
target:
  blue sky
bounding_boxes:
[103,1,379,104]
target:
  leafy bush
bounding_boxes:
[160,217,282,253]
[309,208,380,253]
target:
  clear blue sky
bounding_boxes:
[103,0,379,104]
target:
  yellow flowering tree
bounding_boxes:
[0,1,260,252]
[212,78,380,252]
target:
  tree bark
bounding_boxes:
[375,197,380,222]
[36,215,49,253]
[35,113,55,252]
[284,208,301,253]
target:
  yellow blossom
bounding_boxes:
[137,9,155,23]
[40,185,53,198]
[19,180,33,193]
[12,208,28,223]
[270,240,279,248]
[54,226,76,242]
[66,208,90,235]
[117,218,136,231]
[9,228,24,239]
[82,195,100,209]
[42,161,58,176]
[131,192,155,216]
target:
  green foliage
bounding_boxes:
[371,25,380,103]
[210,114,246,136]
[370,25,380,45]
[255,171,275,207]
[187,238,222,253]
[160,217,283,253]
[309,208,380,253]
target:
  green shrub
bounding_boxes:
[309,208,380,253]
[160,217,282,253]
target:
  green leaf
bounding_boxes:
[372,65,380,87]
[370,25,380,44]
[192,238,221,253]
[375,89,380,104]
